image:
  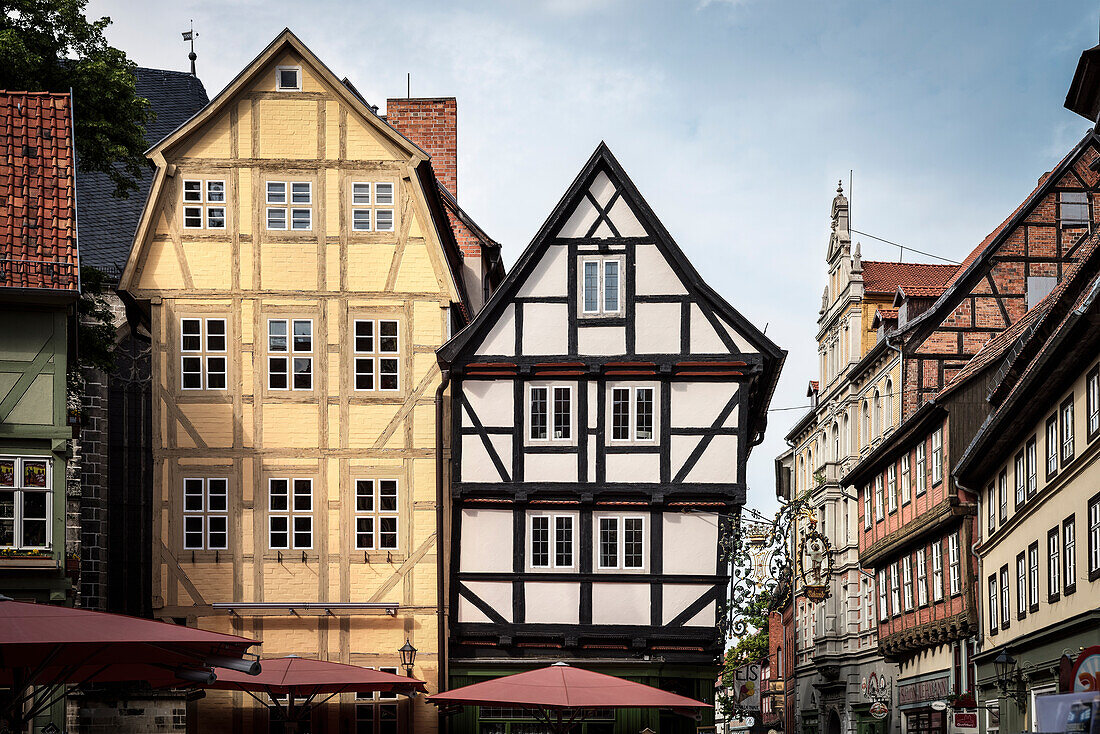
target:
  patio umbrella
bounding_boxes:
[207,656,426,732]
[0,595,258,732]
[427,662,710,734]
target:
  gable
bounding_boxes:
[557,170,648,239]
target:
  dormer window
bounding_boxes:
[579,256,623,316]
[276,66,301,91]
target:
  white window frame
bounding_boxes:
[182,178,226,230]
[948,533,961,596]
[183,477,228,551]
[1017,552,1027,618]
[1064,516,1076,594]
[916,547,928,606]
[931,541,944,601]
[595,515,646,570]
[529,513,575,569]
[900,453,911,505]
[877,568,888,621]
[887,464,897,513]
[0,456,52,550]
[179,318,227,391]
[874,474,884,521]
[1028,541,1040,610]
[1061,398,1075,464]
[354,478,399,551]
[902,555,913,611]
[579,257,624,316]
[889,562,900,616]
[931,428,944,485]
[276,65,301,91]
[609,385,657,443]
[267,319,313,391]
[1000,565,1010,626]
[528,384,572,442]
[988,575,999,633]
[267,478,313,550]
[1048,528,1060,599]
[915,442,927,495]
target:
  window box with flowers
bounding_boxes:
[0,547,57,569]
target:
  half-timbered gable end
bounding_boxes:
[439,143,784,674]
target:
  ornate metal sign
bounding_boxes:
[798,519,833,603]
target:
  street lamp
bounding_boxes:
[399,639,417,677]
[995,650,1025,709]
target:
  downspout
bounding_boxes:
[435,364,451,706]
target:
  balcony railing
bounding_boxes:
[0,258,78,290]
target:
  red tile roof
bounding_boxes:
[861,261,957,296]
[0,91,78,291]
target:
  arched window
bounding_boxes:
[798,455,805,492]
[872,389,882,438]
[777,646,783,678]
[842,414,850,459]
[862,401,870,447]
[884,379,894,430]
[832,422,840,463]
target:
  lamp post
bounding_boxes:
[994,650,1025,711]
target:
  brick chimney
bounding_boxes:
[385,97,457,198]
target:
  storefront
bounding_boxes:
[898,674,950,734]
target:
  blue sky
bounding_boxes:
[89,0,1100,516]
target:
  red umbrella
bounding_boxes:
[0,596,258,732]
[206,657,426,733]
[428,663,710,733]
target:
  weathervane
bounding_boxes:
[182,21,198,76]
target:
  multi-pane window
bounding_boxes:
[1048,527,1060,601]
[916,548,928,606]
[887,464,897,514]
[183,478,228,550]
[1028,540,1040,612]
[1014,451,1026,508]
[874,475,884,521]
[864,484,872,530]
[610,387,655,441]
[1026,438,1038,498]
[597,516,645,570]
[988,575,999,634]
[1059,190,1089,224]
[998,470,1008,524]
[1088,367,1100,440]
[900,454,911,505]
[0,457,50,549]
[355,479,399,550]
[269,478,312,550]
[902,555,913,611]
[1061,397,1075,464]
[889,563,900,616]
[180,318,227,390]
[182,179,226,230]
[915,442,927,495]
[1016,552,1027,619]
[350,181,396,232]
[987,483,997,535]
[529,386,572,441]
[531,515,574,568]
[266,181,312,230]
[268,319,313,390]
[948,533,961,596]
[1064,516,1077,595]
[1000,565,1010,629]
[353,320,400,391]
[931,541,944,602]
[581,259,622,315]
[931,428,943,485]
[877,568,888,621]
[1046,415,1059,478]
[1089,494,1100,581]
[355,667,399,734]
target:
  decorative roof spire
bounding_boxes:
[182,21,198,77]
[852,241,863,273]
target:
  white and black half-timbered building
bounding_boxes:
[438,144,784,733]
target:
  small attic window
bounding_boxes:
[276,66,301,91]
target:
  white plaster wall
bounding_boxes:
[521,302,569,355]
[557,198,598,238]
[592,583,650,625]
[689,303,727,354]
[589,171,615,206]
[476,303,516,356]
[605,452,660,483]
[459,509,514,572]
[684,600,716,627]
[577,325,626,355]
[683,434,737,483]
[635,302,681,354]
[463,380,515,428]
[663,513,718,574]
[608,197,646,236]
[524,452,578,482]
[662,584,712,625]
[670,435,701,480]
[588,382,598,428]
[670,383,737,428]
[461,434,511,482]
[517,244,568,298]
[525,582,580,623]
[635,244,687,296]
[457,581,513,623]
[719,316,757,354]
[587,436,596,482]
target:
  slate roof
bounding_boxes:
[76,68,208,276]
[861,261,957,296]
[0,91,78,292]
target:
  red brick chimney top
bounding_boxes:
[385,97,457,198]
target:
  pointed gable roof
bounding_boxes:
[438,142,785,435]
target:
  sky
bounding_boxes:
[87,0,1100,518]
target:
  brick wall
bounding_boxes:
[386,97,457,198]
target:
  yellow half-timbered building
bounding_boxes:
[119,29,497,733]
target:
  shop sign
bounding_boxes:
[1070,645,1100,692]
[869,702,889,720]
[862,674,891,702]
[731,662,761,710]
[898,676,949,705]
[954,712,978,729]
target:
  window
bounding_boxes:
[1028,540,1040,612]
[889,562,900,616]
[887,464,897,514]
[948,533,961,596]
[862,401,870,448]
[181,179,226,230]
[610,386,655,441]
[931,428,943,485]
[1027,276,1059,310]
[874,475,884,521]
[916,547,928,606]
[268,319,313,390]
[597,516,645,570]
[1016,552,1027,620]
[915,442,927,495]
[1000,565,1010,630]
[353,319,400,391]
[1048,527,1060,602]
[268,478,312,550]
[350,181,396,232]
[183,478,228,550]
[987,483,997,535]
[877,568,888,621]
[1014,451,1026,509]
[931,541,944,602]
[580,258,623,315]
[1061,397,1075,465]
[998,470,1008,524]
[529,385,572,441]
[1059,190,1089,225]
[276,66,301,91]
[1088,366,1100,440]
[988,575,999,635]
[902,555,913,611]
[1026,437,1038,498]
[355,670,399,734]
[267,181,312,230]
[1089,492,1100,581]
[863,484,872,530]
[1046,414,1059,479]
[531,515,574,568]
[900,454,911,505]
[1064,515,1077,595]
[180,318,227,390]
[355,479,399,550]
[0,457,50,549]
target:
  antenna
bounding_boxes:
[182,20,198,76]
[407,72,411,98]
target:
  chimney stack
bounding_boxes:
[385,97,457,198]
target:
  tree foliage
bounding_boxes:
[0,0,152,197]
